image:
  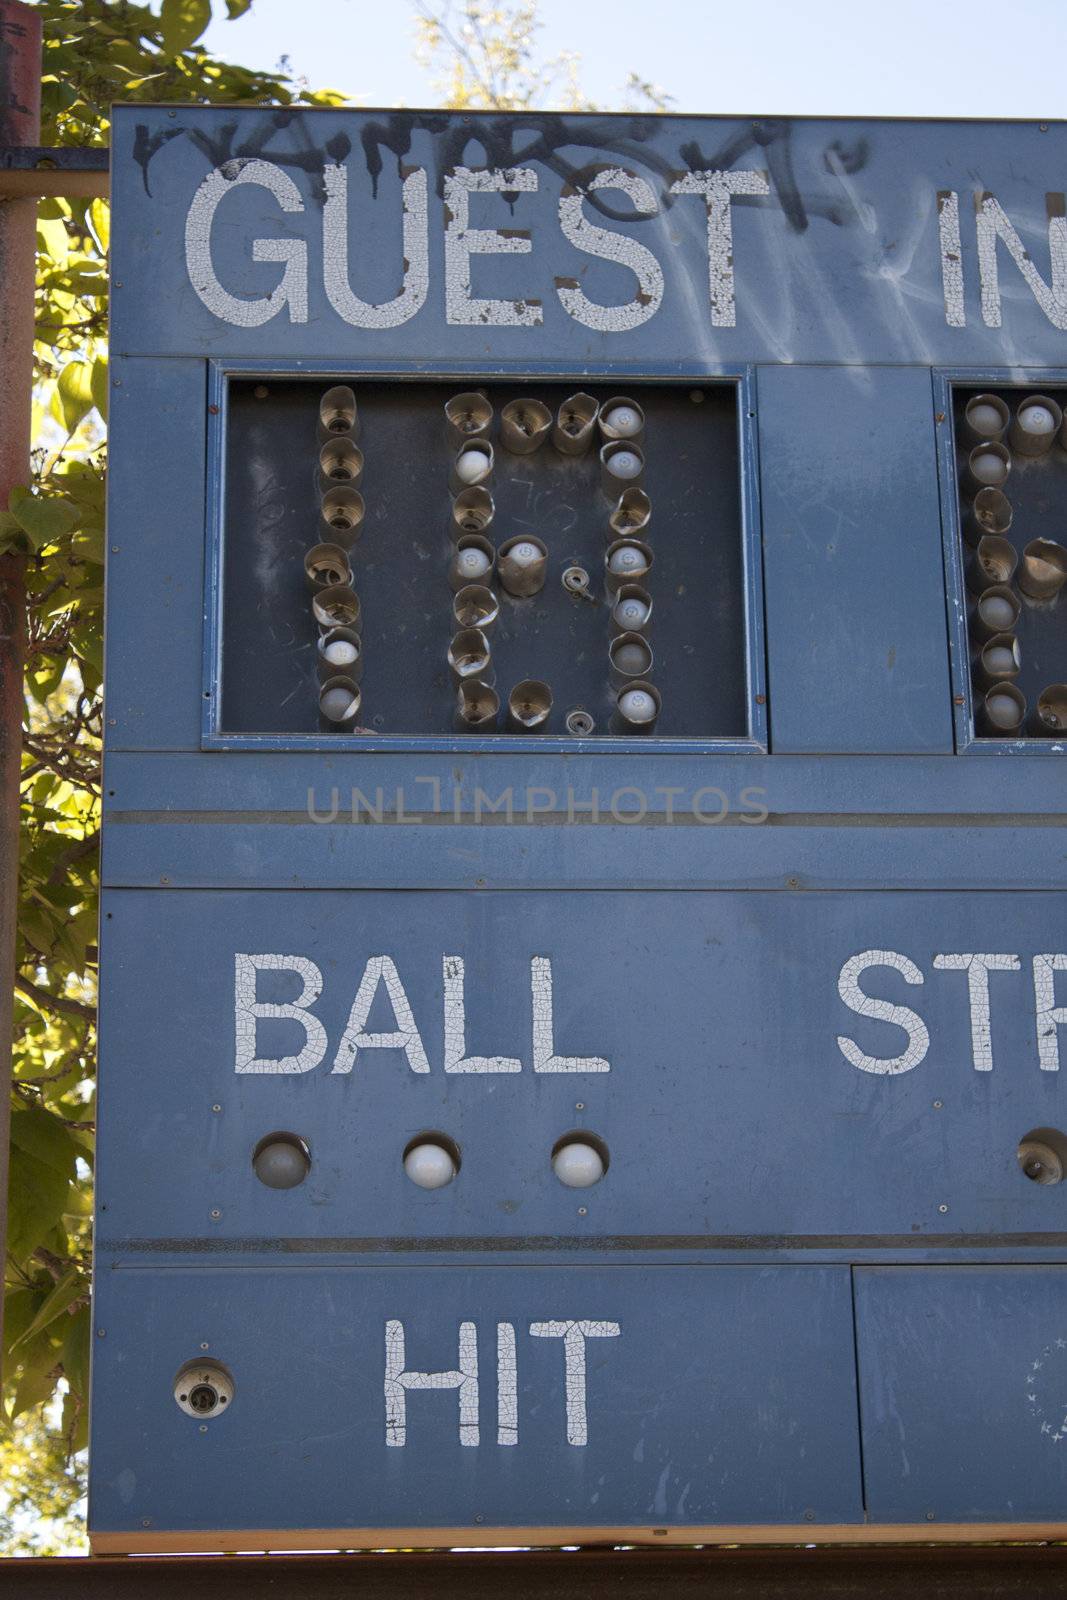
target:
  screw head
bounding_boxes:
[575,1102,585,1112]
[200,1342,209,1351]
[199,1424,208,1434]
[95,1327,106,1338]
[938,1203,949,1214]
[210,1208,221,1220]
[933,1100,943,1110]
[578,1206,588,1216]
[211,1104,222,1113]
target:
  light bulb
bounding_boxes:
[971,449,1006,485]
[987,692,1021,728]
[1019,403,1056,434]
[455,450,489,484]
[320,686,358,721]
[984,645,1016,676]
[978,594,1016,631]
[608,545,644,575]
[456,546,491,579]
[619,688,656,723]
[603,404,641,437]
[552,1141,605,1188]
[612,640,651,676]
[968,402,1003,436]
[323,638,359,667]
[508,541,540,565]
[404,1142,456,1189]
[605,449,642,480]
[252,1137,310,1190]
[615,596,650,628]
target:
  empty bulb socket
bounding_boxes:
[318,385,359,440]
[501,398,552,455]
[967,534,1018,595]
[507,679,552,732]
[448,627,493,686]
[312,583,361,633]
[456,680,500,730]
[608,488,652,538]
[304,542,352,592]
[1018,538,1067,601]
[319,438,364,487]
[453,584,499,630]
[450,486,495,538]
[552,392,598,456]
[319,486,365,547]
[444,391,493,447]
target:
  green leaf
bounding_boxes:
[226,0,253,14]
[12,1270,82,1351]
[10,1107,77,1180]
[60,1306,91,1399]
[7,1147,71,1263]
[10,1331,60,1419]
[8,489,79,551]
[90,355,108,422]
[160,0,212,56]
[87,197,110,254]
[36,211,69,270]
[55,362,96,432]
[3,1288,43,1359]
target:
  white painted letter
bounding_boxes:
[384,1320,479,1447]
[531,956,610,1073]
[529,1320,621,1446]
[976,190,1067,329]
[234,953,326,1074]
[444,167,542,327]
[668,168,769,326]
[933,954,1020,1072]
[497,1322,518,1446]
[323,162,428,329]
[443,955,521,1073]
[331,956,430,1074]
[938,190,966,327]
[837,950,929,1075]
[1034,955,1067,1072]
[185,159,307,326]
[557,167,664,331]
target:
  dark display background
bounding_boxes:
[220,379,747,737]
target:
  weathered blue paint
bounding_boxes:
[90,1266,863,1536]
[855,1268,1067,1522]
[760,366,952,754]
[94,107,1067,1549]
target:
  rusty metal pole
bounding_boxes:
[0,0,41,1367]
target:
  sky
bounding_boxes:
[202,0,1067,119]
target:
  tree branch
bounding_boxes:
[14,975,96,1024]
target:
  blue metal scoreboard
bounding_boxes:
[91,107,1067,1551]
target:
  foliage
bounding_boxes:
[413,1,673,112]
[4,0,668,1550]
[3,0,343,1541]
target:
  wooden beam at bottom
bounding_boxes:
[89,1519,1067,1555]
[8,1545,1067,1599]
